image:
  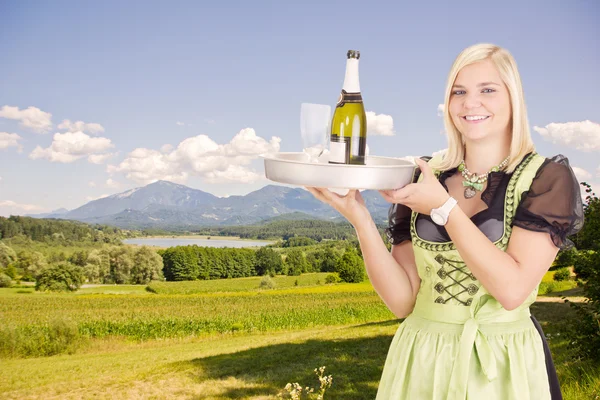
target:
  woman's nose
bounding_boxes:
[463,93,482,109]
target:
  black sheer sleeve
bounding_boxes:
[385,156,432,245]
[512,154,584,250]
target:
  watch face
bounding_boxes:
[431,213,444,225]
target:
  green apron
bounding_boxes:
[376,152,552,400]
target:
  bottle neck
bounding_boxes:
[342,58,360,93]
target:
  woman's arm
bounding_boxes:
[444,206,559,310]
[355,217,420,319]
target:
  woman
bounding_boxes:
[306,43,584,399]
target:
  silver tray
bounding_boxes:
[260,152,417,190]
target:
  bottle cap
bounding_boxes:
[347,50,360,59]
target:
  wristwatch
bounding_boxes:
[430,197,458,226]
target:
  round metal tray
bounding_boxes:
[260,152,416,190]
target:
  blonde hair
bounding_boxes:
[431,43,535,174]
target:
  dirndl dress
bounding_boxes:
[377,151,584,399]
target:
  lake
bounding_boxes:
[122,237,275,248]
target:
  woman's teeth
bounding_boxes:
[463,116,489,121]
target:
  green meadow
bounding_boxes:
[1,272,599,399]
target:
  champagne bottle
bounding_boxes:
[328,50,367,165]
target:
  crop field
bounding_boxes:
[1,272,598,399]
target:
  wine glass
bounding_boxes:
[300,103,331,163]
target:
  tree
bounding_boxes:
[285,249,307,276]
[35,262,84,292]
[15,250,48,281]
[161,247,198,281]
[83,249,110,283]
[336,247,365,283]
[283,237,317,248]
[68,250,89,267]
[319,250,339,273]
[130,246,164,284]
[563,182,600,362]
[107,246,134,284]
[255,247,283,276]
[0,242,17,268]
[573,182,600,250]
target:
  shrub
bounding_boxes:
[563,248,600,363]
[259,275,276,289]
[325,273,340,284]
[145,283,158,293]
[35,262,84,292]
[0,319,84,358]
[278,366,333,399]
[0,273,12,288]
[553,267,571,282]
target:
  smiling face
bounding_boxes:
[449,58,512,144]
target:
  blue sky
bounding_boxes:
[0,0,599,216]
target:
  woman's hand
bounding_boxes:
[305,187,372,228]
[378,157,450,215]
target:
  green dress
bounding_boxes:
[376,151,583,400]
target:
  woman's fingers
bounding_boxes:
[308,187,355,211]
[379,187,412,205]
[306,187,328,204]
[315,187,344,207]
[307,187,341,206]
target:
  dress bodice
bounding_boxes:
[410,152,545,309]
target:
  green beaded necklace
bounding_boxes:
[458,155,510,199]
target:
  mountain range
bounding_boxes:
[28,181,393,229]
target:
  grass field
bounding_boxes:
[1,273,598,399]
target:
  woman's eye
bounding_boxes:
[452,90,465,95]
[482,88,495,93]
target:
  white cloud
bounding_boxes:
[29,131,114,163]
[58,119,105,135]
[0,200,46,216]
[437,104,444,117]
[572,166,592,181]
[0,132,23,152]
[205,164,262,184]
[533,120,600,152]
[160,144,173,153]
[366,111,394,136]
[106,147,190,184]
[0,105,53,133]
[88,181,96,187]
[107,128,280,185]
[88,152,116,164]
[568,166,600,202]
[176,121,185,126]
